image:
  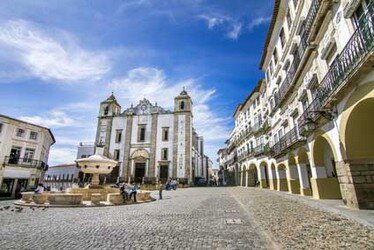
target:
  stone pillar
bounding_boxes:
[269,167,277,190]
[297,163,312,196]
[148,113,158,178]
[287,165,300,194]
[245,171,249,187]
[122,115,133,181]
[336,160,374,209]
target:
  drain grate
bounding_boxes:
[225,218,243,225]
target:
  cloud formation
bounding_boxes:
[248,16,271,31]
[109,67,230,143]
[199,14,242,40]
[0,20,110,82]
[18,110,76,128]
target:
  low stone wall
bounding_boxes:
[67,187,119,201]
[48,194,83,205]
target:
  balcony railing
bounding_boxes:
[299,5,374,132]
[272,0,322,111]
[270,127,305,157]
[4,156,48,170]
[253,144,269,156]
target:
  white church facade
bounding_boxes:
[95,90,206,184]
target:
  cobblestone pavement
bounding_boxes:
[230,187,374,249]
[0,188,272,250]
[1,187,373,250]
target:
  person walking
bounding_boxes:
[158,182,163,200]
[129,183,138,203]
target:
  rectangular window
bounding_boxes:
[162,127,169,141]
[161,148,168,160]
[24,148,35,162]
[280,28,286,48]
[115,129,122,143]
[138,125,146,142]
[16,128,25,137]
[273,49,278,66]
[0,123,2,133]
[30,131,38,140]
[287,10,292,29]
[114,149,120,161]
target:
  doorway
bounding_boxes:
[160,165,169,182]
[9,147,21,164]
[135,162,146,183]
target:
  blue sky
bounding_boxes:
[0,0,273,166]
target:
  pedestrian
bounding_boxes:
[158,182,163,200]
[129,183,137,202]
[34,183,44,194]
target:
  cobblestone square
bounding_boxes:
[0,187,373,249]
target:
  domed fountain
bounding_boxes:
[75,154,118,188]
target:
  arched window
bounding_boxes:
[104,106,109,115]
[180,101,185,110]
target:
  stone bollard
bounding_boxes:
[91,193,102,206]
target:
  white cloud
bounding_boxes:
[199,14,243,40]
[248,16,271,31]
[109,67,231,145]
[227,23,242,40]
[48,147,77,166]
[0,20,110,82]
[199,14,228,29]
[18,110,76,128]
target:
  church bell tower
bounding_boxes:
[95,93,121,156]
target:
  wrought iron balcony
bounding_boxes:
[271,0,322,112]
[4,156,48,171]
[253,144,270,157]
[299,5,374,135]
[270,127,305,157]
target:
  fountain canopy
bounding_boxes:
[75,154,118,187]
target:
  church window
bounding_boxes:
[115,130,122,143]
[104,106,109,115]
[161,148,168,160]
[180,101,185,110]
[114,149,120,160]
[162,127,169,141]
[138,125,146,142]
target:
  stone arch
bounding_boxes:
[259,161,269,188]
[287,155,300,194]
[247,163,258,187]
[276,163,288,191]
[131,149,150,160]
[345,98,374,160]
[296,148,313,196]
[339,85,374,208]
[311,134,342,199]
[339,82,374,160]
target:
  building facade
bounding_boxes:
[95,90,205,184]
[0,114,55,198]
[223,0,374,209]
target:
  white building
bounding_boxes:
[95,90,204,184]
[0,114,55,198]
[224,0,374,209]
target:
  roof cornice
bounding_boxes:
[259,0,281,70]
